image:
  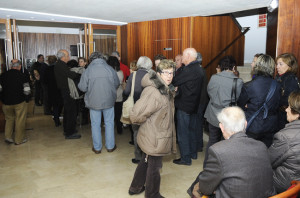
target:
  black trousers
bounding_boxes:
[114,102,123,134]
[129,153,164,198]
[203,123,222,168]
[61,90,77,136]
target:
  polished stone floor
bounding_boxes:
[0,106,207,198]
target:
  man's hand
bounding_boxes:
[192,183,202,198]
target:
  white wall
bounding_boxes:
[236,15,267,64]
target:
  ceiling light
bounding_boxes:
[268,0,278,12]
[30,16,35,19]
[6,15,11,18]
[0,8,127,25]
[50,18,55,21]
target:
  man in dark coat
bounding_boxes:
[190,107,276,198]
[172,48,204,165]
[0,59,31,145]
[54,49,80,139]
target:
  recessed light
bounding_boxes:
[30,16,35,19]
[51,18,55,21]
[6,15,11,18]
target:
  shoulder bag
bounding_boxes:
[122,71,136,119]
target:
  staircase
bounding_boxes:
[237,63,252,83]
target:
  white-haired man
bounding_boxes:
[54,49,81,139]
[0,59,31,145]
[190,106,276,198]
[173,48,204,165]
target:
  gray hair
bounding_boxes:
[111,51,120,58]
[57,50,67,60]
[197,52,202,64]
[89,51,105,62]
[217,106,246,135]
[253,54,275,77]
[11,60,21,67]
[137,56,153,70]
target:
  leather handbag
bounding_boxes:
[229,78,238,106]
[122,71,136,119]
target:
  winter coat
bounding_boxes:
[173,60,204,114]
[276,72,300,130]
[130,70,176,156]
[238,76,281,134]
[204,71,243,127]
[268,120,300,193]
[78,58,119,110]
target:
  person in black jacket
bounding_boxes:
[54,49,81,139]
[172,48,204,166]
[275,53,300,130]
[0,59,31,145]
[238,54,281,147]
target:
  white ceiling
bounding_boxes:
[0,0,273,25]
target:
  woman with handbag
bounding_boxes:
[275,53,300,130]
[203,55,243,167]
[128,59,176,198]
[123,56,153,164]
[238,54,281,147]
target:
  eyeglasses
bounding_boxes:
[161,71,173,76]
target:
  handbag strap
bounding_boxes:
[231,78,238,106]
[129,71,137,98]
[246,80,277,130]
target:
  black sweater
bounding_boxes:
[173,61,204,114]
[0,69,30,105]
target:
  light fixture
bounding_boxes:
[0,8,127,25]
[268,0,278,12]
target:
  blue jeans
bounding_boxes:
[90,107,115,151]
[176,109,197,163]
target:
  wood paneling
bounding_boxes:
[121,15,244,79]
[192,16,244,79]
[94,35,116,55]
[277,0,300,75]
[18,33,80,59]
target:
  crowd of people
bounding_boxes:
[1,47,300,198]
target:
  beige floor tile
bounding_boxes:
[0,106,207,198]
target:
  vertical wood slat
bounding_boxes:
[5,19,13,64]
[88,23,93,56]
[276,0,300,75]
[117,26,121,53]
[84,24,88,59]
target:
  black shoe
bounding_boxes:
[5,138,14,144]
[129,141,134,145]
[173,158,191,166]
[131,158,140,164]
[65,133,81,139]
[107,145,117,152]
[129,186,145,195]
[191,156,197,160]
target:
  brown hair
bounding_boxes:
[276,53,298,74]
[130,60,137,71]
[47,55,57,65]
[288,91,300,117]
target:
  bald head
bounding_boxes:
[182,48,197,66]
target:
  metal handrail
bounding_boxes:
[204,27,250,69]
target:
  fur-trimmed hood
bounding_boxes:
[141,69,175,99]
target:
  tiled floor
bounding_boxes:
[0,106,207,198]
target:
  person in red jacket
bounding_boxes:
[111,51,130,81]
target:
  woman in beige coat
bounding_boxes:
[128,59,176,198]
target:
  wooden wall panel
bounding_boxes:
[18,33,80,60]
[94,35,116,55]
[121,15,244,79]
[192,15,244,79]
[277,0,300,75]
